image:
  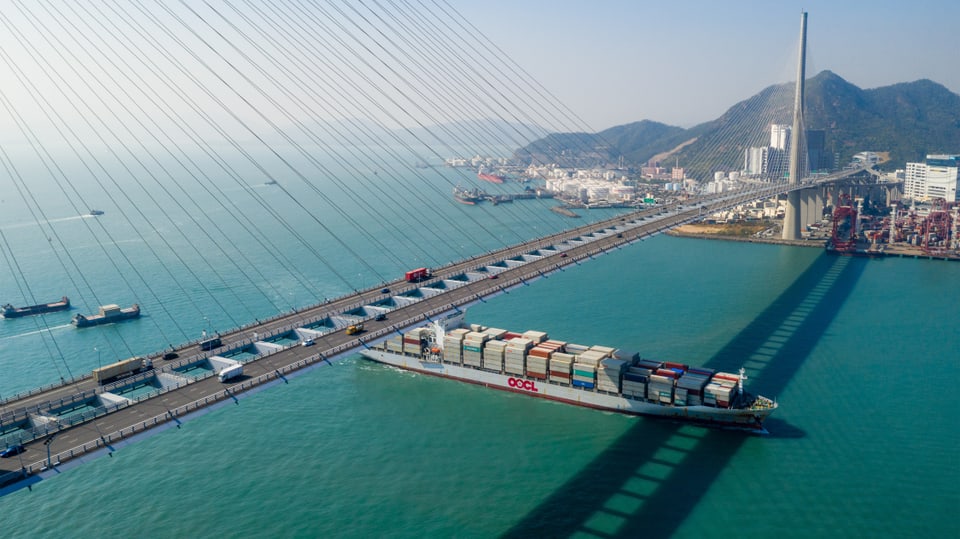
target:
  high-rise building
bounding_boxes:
[805,129,827,172]
[770,124,790,150]
[904,155,960,202]
[744,146,768,176]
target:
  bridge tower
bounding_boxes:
[782,11,808,240]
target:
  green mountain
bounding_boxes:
[515,71,960,181]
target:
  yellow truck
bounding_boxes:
[346,323,364,335]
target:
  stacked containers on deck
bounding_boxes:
[481,328,508,372]
[504,337,533,375]
[443,328,468,364]
[403,328,427,356]
[549,352,574,384]
[573,349,606,389]
[677,367,714,406]
[523,339,556,380]
[483,340,507,372]
[647,359,675,403]
[704,372,738,408]
[526,346,551,380]
[385,334,404,354]
[597,358,626,393]
[624,359,661,399]
[462,331,489,368]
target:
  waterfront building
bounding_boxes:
[904,155,960,202]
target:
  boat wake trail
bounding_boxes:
[0,324,72,341]
[0,215,90,231]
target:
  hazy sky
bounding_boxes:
[454,0,960,130]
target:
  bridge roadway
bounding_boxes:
[0,181,806,487]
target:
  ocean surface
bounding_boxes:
[1,159,959,537]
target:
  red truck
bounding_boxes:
[405,267,432,282]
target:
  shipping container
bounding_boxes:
[482,327,508,339]
[572,379,595,389]
[564,343,590,354]
[521,330,548,343]
[655,368,678,379]
[636,359,663,370]
[589,345,616,357]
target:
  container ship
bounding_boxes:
[477,166,505,184]
[72,303,141,327]
[1,296,70,318]
[360,313,777,431]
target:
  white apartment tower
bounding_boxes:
[904,155,960,202]
[770,124,790,151]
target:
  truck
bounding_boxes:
[93,357,153,385]
[404,267,431,282]
[218,364,243,382]
[346,322,364,335]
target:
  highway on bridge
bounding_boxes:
[0,181,818,490]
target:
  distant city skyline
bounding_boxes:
[453,0,960,130]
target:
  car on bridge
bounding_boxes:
[1,444,25,458]
[302,338,315,347]
[374,313,387,321]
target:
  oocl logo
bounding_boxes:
[508,377,539,393]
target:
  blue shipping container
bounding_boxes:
[572,379,595,389]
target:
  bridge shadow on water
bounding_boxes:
[502,253,869,538]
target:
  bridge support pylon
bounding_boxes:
[782,11,807,241]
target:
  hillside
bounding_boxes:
[515,71,960,180]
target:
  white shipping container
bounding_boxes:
[522,330,548,343]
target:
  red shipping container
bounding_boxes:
[527,372,547,380]
[656,368,678,379]
[664,361,688,371]
[713,373,740,382]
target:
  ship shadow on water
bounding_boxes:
[502,254,868,538]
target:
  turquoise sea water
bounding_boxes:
[2,230,958,537]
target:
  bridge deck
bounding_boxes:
[0,186,787,490]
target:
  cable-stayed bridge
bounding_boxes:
[0,2,884,513]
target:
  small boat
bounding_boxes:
[453,185,483,205]
[1,296,70,318]
[89,210,105,216]
[72,303,141,328]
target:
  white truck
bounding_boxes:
[218,364,243,382]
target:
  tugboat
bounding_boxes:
[89,210,105,216]
[72,303,141,327]
[1,296,71,318]
[453,185,483,205]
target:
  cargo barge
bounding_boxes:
[1,296,70,318]
[360,314,777,431]
[72,303,141,327]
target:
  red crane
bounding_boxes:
[829,194,858,253]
